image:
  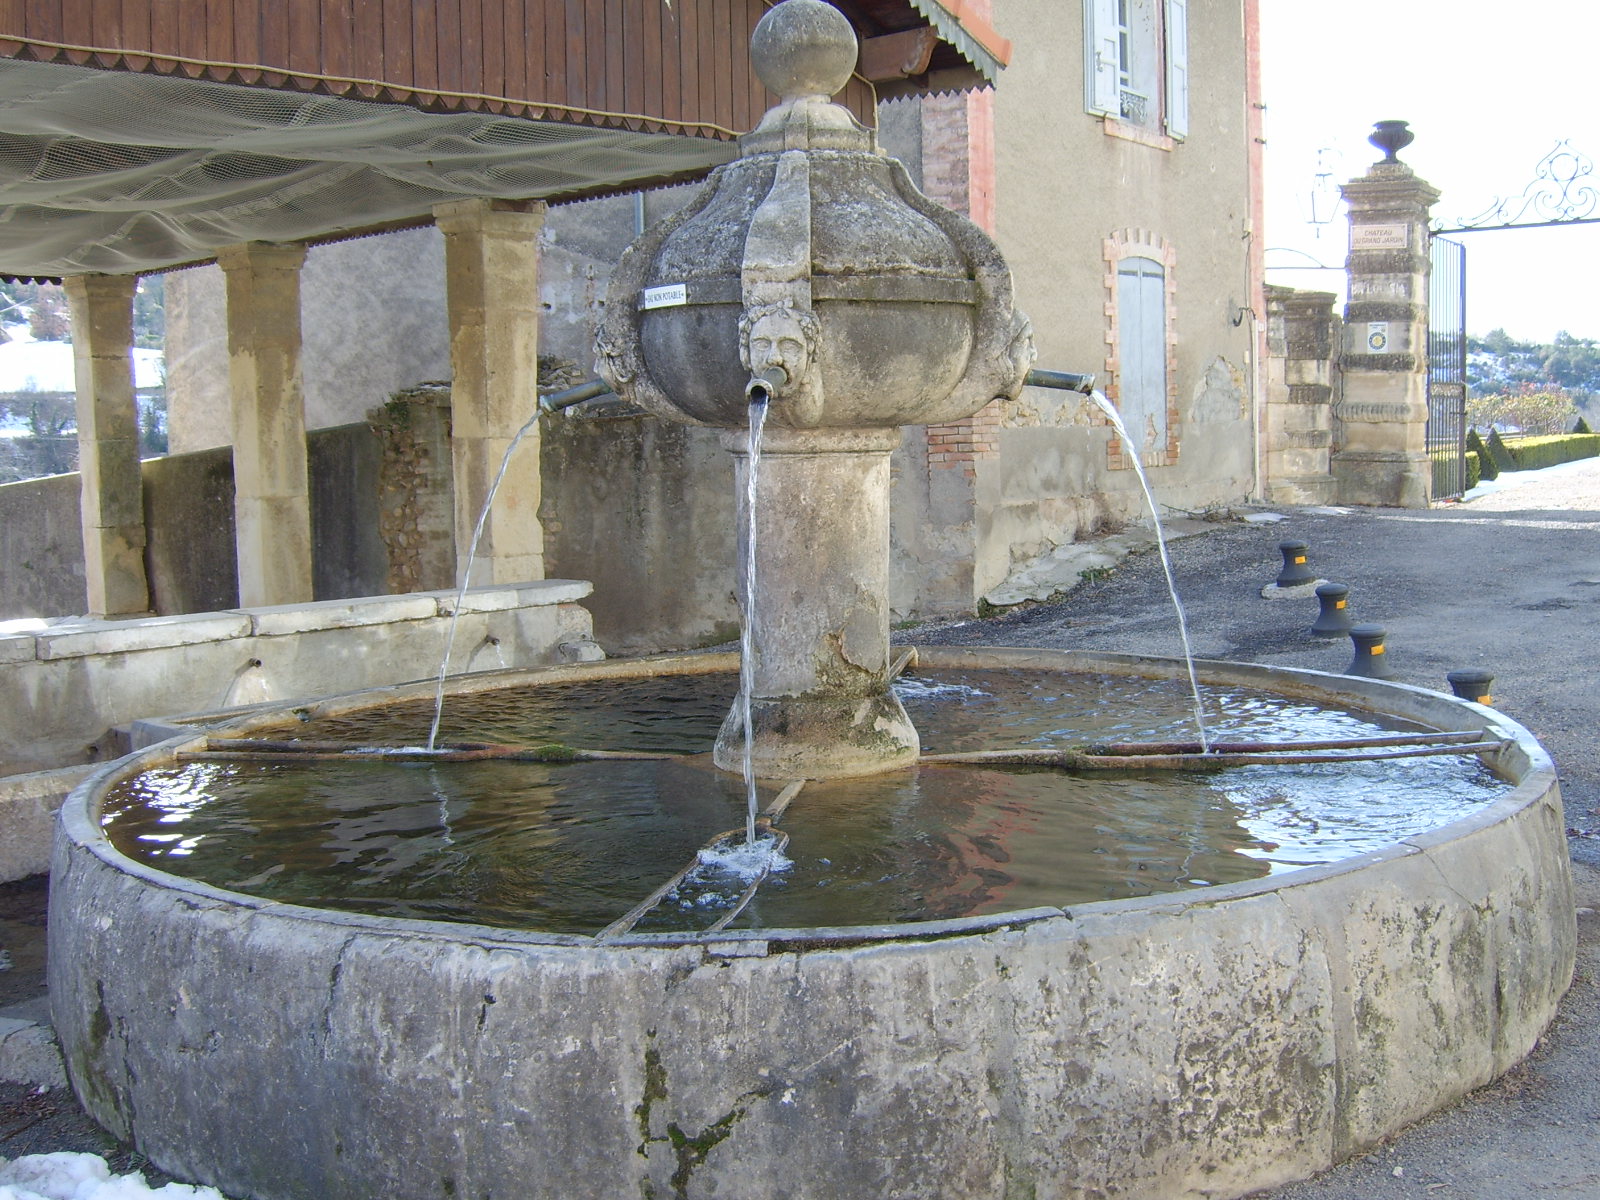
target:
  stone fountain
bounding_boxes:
[47,5,1573,1199]
[595,0,1031,780]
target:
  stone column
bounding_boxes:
[63,274,149,617]
[217,241,314,608]
[1332,151,1439,508]
[435,199,547,586]
[1262,286,1338,504]
[713,427,920,780]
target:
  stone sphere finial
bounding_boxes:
[750,0,858,101]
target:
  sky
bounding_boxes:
[1259,0,1600,343]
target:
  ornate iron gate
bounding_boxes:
[1426,234,1468,498]
[1425,140,1599,499]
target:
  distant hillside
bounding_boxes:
[1467,329,1599,397]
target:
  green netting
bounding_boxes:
[0,58,739,278]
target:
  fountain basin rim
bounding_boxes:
[60,647,1554,952]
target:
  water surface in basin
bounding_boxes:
[99,670,1509,935]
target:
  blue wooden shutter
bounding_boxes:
[1117,256,1168,453]
[1085,0,1121,115]
[1164,0,1188,139]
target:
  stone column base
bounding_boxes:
[1332,450,1431,509]
[1266,477,1339,506]
[712,691,919,780]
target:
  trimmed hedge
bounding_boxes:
[1467,429,1498,481]
[1465,449,1481,491]
[1494,431,1600,472]
[1484,429,1519,472]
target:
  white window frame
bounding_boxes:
[1084,0,1188,141]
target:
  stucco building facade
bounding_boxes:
[151,0,1264,648]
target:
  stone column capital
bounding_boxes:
[1339,163,1441,214]
[719,426,902,457]
[215,241,309,274]
[1273,289,1337,318]
[61,273,137,304]
[432,198,547,239]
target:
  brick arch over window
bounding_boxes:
[1102,229,1179,469]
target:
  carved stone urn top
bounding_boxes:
[595,0,1032,430]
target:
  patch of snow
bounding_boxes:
[1241,512,1288,524]
[0,343,163,394]
[0,1153,229,1199]
[1260,578,1327,601]
[982,530,1158,608]
[1461,452,1600,503]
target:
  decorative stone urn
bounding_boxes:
[596,0,1033,779]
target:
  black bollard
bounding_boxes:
[1446,668,1494,705]
[1346,623,1397,680]
[1275,540,1316,588]
[1310,582,1352,638]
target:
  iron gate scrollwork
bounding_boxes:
[1427,235,1468,499]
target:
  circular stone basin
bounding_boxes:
[50,649,1574,1200]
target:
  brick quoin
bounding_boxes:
[923,56,1001,475]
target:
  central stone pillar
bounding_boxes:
[713,427,920,780]
[63,274,149,618]
[595,0,1031,780]
[217,241,314,608]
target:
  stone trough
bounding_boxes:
[49,648,1573,1200]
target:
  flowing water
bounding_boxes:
[425,410,543,752]
[1087,390,1211,750]
[739,397,769,844]
[100,669,1508,936]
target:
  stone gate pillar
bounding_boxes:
[1332,127,1439,508]
[435,199,547,587]
[217,241,314,608]
[63,273,149,618]
[1262,285,1337,505]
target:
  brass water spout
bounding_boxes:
[745,365,790,405]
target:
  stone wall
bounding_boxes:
[540,408,738,654]
[0,426,391,619]
[982,0,1256,588]
[1262,286,1339,504]
[366,384,456,595]
[0,473,84,617]
[164,227,453,453]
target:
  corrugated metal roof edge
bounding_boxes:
[909,0,1012,79]
[0,40,752,141]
